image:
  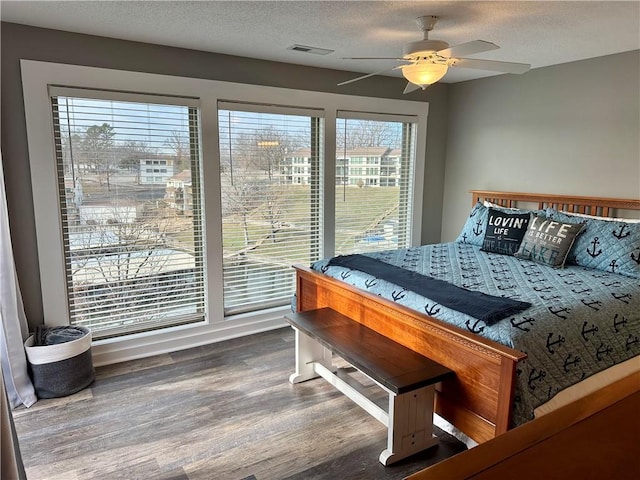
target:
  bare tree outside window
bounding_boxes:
[218,109,320,313]
[336,119,401,150]
[164,131,190,172]
[220,127,302,247]
[334,117,415,255]
[118,140,153,181]
[52,96,205,338]
[80,123,117,190]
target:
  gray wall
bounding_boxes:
[441,50,640,241]
[0,22,447,326]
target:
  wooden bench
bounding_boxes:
[285,307,454,466]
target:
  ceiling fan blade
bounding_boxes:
[453,58,530,74]
[403,82,422,95]
[437,40,499,58]
[342,57,409,61]
[337,68,394,86]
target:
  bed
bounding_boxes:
[293,190,640,443]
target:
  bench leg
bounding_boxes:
[289,327,333,384]
[379,385,438,466]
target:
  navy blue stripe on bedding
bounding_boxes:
[327,254,531,325]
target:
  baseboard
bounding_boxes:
[90,307,290,366]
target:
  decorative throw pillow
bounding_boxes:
[481,208,531,255]
[514,214,585,267]
[455,202,488,246]
[547,209,640,278]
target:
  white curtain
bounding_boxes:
[0,151,37,408]
[2,368,27,479]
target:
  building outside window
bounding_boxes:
[48,91,205,338]
[218,104,323,315]
[22,61,426,352]
[334,117,416,255]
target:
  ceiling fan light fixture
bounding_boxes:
[337,14,530,93]
[401,62,448,88]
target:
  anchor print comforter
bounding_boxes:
[311,242,640,426]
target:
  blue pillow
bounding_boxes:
[547,209,640,279]
[455,203,488,246]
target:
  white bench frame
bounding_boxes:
[289,327,440,466]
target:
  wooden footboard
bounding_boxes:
[296,190,640,443]
[295,265,526,443]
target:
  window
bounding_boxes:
[335,114,417,255]
[23,60,427,355]
[218,103,323,314]
[50,89,205,338]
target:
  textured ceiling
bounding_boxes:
[2,1,639,83]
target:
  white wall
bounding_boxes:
[441,50,640,241]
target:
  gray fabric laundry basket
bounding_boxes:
[24,326,95,399]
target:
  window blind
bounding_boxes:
[51,93,206,338]
[334,115,417,255]
[218,105,323,315]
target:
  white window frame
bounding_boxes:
[217,101,325,315]
[48,88,206,338]
[21,60,428,364]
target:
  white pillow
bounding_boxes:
[483,200,517,210]
[558,210,640,223]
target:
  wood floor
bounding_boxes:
[12,327,466,480]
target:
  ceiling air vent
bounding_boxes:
[287,44,334,55]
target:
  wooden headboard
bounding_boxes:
[471,190,640,218]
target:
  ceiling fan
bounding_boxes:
[339,16,531,94]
